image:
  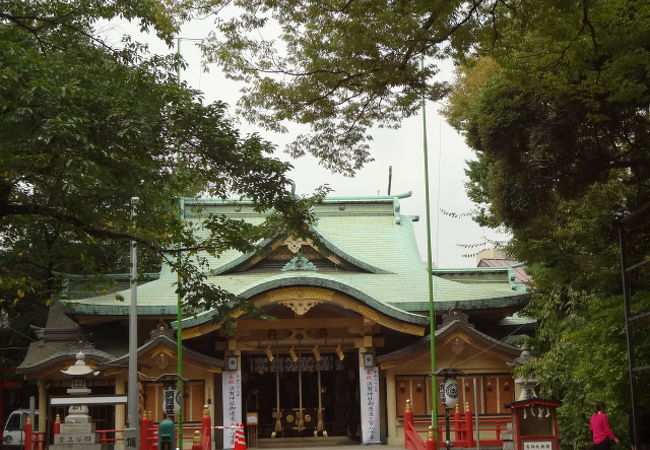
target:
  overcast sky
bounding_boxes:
[103,18,507,268]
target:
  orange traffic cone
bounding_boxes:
[234,423,247,450]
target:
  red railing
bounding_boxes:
[139,411,213,450]
[24,406,218,450]
[23,419,45,450]
[404,400,437,450]
[403,400,511,450]
[97,428,124,445]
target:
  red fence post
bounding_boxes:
[191,430,202,450]
[24,416,32,450]
[496,422,502,443]
[141,411,154,450]
[465,402,475,447]
[146,411,156,450]
[454,404,462,444]
[201,405,211,450]
[404,399,413,448]
[426,425,437,450]
[53,414,61,436]
[140,412,148,450]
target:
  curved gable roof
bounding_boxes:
[176,275,429,332]
[99,333,223,370]
[377,314,522,365]
[211,227,390,275]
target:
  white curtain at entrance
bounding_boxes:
[222,370,242,449]
[359,367,380,444]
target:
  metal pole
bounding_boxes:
[29,396,35,430]
[421,57,438,431]
[618,223,639,449]
[272,360,281,437]
[176,198,185,450]
[444,407,451,450]
[316,362,322,436]
[473,378,480,450]
[128,197,140,440]
[297,351,304,431]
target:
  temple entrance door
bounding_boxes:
[242,353,360,440]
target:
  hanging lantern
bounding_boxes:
[440,378,459,409]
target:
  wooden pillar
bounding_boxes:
[38,379,46,433]
[386,369,399,445]
[115,374,126,450]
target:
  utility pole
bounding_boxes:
[128,196,140,445]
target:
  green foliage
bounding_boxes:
[199,0,500,173]
[503,179,650,448]
[444,1,650,227]
[520,290,650,449]
[438,2,650,444]
[0,0,326,327]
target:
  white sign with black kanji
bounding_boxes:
[359,367,380,444]
[162,384,181,416]
[222,370,242,449]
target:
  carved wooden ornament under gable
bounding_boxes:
[451,337,465,355]
[274,286,334,316]
[283,236,313,254]
[154,352,170,370]
[281,299,322,316]
[442,309,473,327]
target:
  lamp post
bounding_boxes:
[434,367,465,450]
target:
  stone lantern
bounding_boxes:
[60,351,98,423]
[506,345,538,401]
[51,351,104,450]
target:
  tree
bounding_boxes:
[199,0,493,174]
[0,0,326,322]
[440,3,650,446]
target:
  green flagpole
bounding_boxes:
[421,58,439,436]
[176,37,184,450]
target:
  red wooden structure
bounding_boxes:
[507,399,561,450]
[403,399,511,450]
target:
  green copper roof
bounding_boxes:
[63,194,528,324]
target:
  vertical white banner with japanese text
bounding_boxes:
[222,370,242,449]
[359,366,381,444]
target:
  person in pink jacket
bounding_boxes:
[590,401,620,450]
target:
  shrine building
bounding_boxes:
[17,193,532,448]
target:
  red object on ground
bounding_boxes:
[234,423,247,450]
